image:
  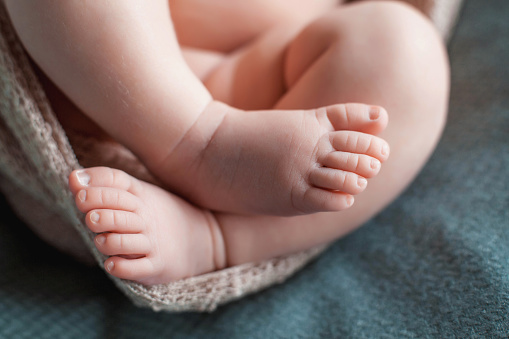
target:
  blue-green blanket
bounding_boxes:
[1,0,508,337]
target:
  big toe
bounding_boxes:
[323,103,388,135]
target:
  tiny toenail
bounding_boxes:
[76,170,90,186]
[78,190,87,202]
[369,106,380,120]
[358,177,367,188]
[371,159,380,170]
[382,144,389,156]
[96,235,105,245]
[346,195,354,207]
[90,212,100,223]
[106,261,114,272]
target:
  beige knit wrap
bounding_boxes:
[0,0,462,312]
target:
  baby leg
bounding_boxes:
[6,0,389,216]
[217,1,450,264]
[70,1,449,285]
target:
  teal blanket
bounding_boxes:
[1,0,508,337]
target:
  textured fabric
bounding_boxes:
[2,0,507,337]
[0,0,471,319]
[2,0,508,334]
[1,0,507,336]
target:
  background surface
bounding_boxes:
[1,0,508,337]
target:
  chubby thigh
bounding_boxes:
[171,0,340,109]
[170,0,339,53]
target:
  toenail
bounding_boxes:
[382,144,389,156]
[106,261,114,272]
[90,212,100,223]
[358,177,367,188]
[346,195,354,207]
[369,106,380,120]
[96,235,105,245]
[76,170,90,186]
[371,159,380,170]
[78,190,87,202]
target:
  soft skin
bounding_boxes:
[6,0,449,284]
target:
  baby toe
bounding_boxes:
[86,210,145,234]
[75,187,139,214]
[69,167,142,195]
[323,103,388,135]
[331,131,390,162]
[320,152,381,178]
[309,168,367,195]
[95,233,151,256]
[303,188,354,212]
[104,257,158,282]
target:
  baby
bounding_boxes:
[5,0,449,285]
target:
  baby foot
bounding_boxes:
[157,102,390,215]
[69,167,225,285]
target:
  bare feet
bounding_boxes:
[157,102,390,215]
[69,167,225,285]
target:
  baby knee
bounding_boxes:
[366,2,445,53]
[291,1,447,66]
